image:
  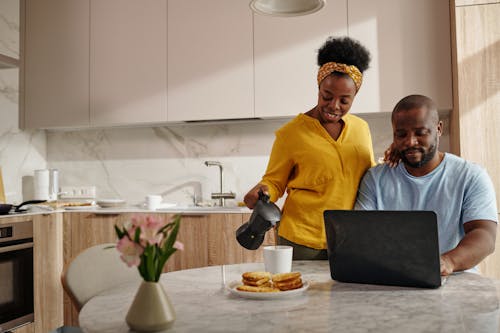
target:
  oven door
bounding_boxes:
[0,242,34,332]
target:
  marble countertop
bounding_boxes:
[79,261,500,333]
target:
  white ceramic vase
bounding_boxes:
[126,281,176,332]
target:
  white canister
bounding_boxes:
[48,169,59,201]
[34,169,50,200]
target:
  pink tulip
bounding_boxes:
[139,216,164,245]
[173,241,184,251]
[116,237,144,267]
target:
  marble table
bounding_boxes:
[79,261,500,333]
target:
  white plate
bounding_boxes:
[96,199,126,208]
[64,205,98,211]
[227,280,309,300]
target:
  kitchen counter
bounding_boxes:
[0,206,252,217]
[79,261,500,332]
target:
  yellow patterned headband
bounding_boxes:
[317,62,363,91]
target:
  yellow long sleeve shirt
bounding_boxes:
[261,113,375,249]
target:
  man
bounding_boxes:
[355,94,498,275]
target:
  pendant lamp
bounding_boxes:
[250,0,326,17]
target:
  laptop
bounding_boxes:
[323,210,444,288]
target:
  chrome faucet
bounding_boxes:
[204,161,235,206]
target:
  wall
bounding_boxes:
[0,0,45,204]
[46,112,450,207]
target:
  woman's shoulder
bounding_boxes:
[344,113,369,128]
[276,114,313,134]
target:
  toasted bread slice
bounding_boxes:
[242,277,271,286]
[242,271,271,281]
[272,272,301,283]
[236,285,280,293]
[274,278,303,291]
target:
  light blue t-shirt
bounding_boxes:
[355,153,498,254]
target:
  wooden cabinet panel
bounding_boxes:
[90,0,167,126]
[33,214,64,333]
[167,0,254,121]
[62,212,127,326]
[254,0,348,118]
[164,214,209,271]
[454,3,500,279]
[348,0,453,113]
[23,0,90,128]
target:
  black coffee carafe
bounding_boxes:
[236,190,281,250]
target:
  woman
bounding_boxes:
[244,37,375,259]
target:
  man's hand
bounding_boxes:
[440,254,455,276]
[243,184,269,209]
[440,220,496,274]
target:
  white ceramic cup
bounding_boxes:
[146,195,162,210]
[263,245,293,274]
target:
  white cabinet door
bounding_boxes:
[23,0,90,129]
[348,0,453,113]
[167,0,254,121]
[90,0,167,126]
[254,1,348,118]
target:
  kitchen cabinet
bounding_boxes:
[451,2,500,279]
[62,211,272,326]
[23,0,167,129]
[62,212,129,326]
[1,214,64,333]
[167,0,254,121]
[33,213,64,333]
[22,0,454,127]
[253,0,348,118]
[23,0,90,128]
[90,0,167,126]
[348,0,453,113]
[164,213,275,270]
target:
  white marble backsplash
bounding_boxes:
[46,113,450,207]
[0,0,46,204]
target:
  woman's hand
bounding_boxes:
[383,143,401,168]
[243,183,269,209]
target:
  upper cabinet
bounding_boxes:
[23,0,90,128]
[90,0,167,126]
[167,0,254,121]
[253,1,348,118]
[23,0,167,129]
[348,0,453,113]
[22,0,454,128]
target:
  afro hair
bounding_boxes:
[317,37,371,73]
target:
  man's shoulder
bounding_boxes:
[444,153,486,174]
[365,162,397,179]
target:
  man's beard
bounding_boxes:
[400,143,437,168]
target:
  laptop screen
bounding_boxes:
[323,210,442,288]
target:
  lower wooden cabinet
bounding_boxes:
[2,214,64,333]
[61,212,274,326]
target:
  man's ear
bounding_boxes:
[437,121,443,137]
